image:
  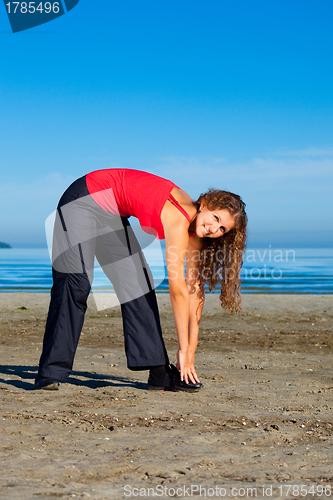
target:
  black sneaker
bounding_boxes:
[34,375,59,390]
[147,364,202,392]
[169,364,203,392]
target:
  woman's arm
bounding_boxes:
[161,204,200,384]
[186,235,205,380]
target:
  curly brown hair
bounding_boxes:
[195,189,247,314]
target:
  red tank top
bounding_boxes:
[86,169,192,239]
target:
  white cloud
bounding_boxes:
[153,149,333,239]
[153,149,333,199]
[275,147,333,157]
[155,148,333,188]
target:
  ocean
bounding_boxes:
[0,246,332,294]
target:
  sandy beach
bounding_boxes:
[0,292,332,499]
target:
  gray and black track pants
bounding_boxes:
[37,176,169,382]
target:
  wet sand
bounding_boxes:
[0,293,332,499]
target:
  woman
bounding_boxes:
[34,169,247,391]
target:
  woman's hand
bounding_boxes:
[176,348,200,385]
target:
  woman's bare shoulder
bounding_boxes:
[170,186,194,205]
[161,186,197,227]
[170,187,198,220]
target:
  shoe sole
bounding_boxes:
[34,382,59,390]
[147,384,201,392]
[173,384,202,392]
[147,384,181,392]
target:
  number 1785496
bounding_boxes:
[5,2,60,14]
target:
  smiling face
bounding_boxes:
[195,205,236,238]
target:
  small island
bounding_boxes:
[0,242,11,249]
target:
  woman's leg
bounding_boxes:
[95,219,169,370]
[37,178,96,382]
[37,267,91,381]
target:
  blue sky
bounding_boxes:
[0,0,332,247]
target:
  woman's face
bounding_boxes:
[195,205,236,239]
